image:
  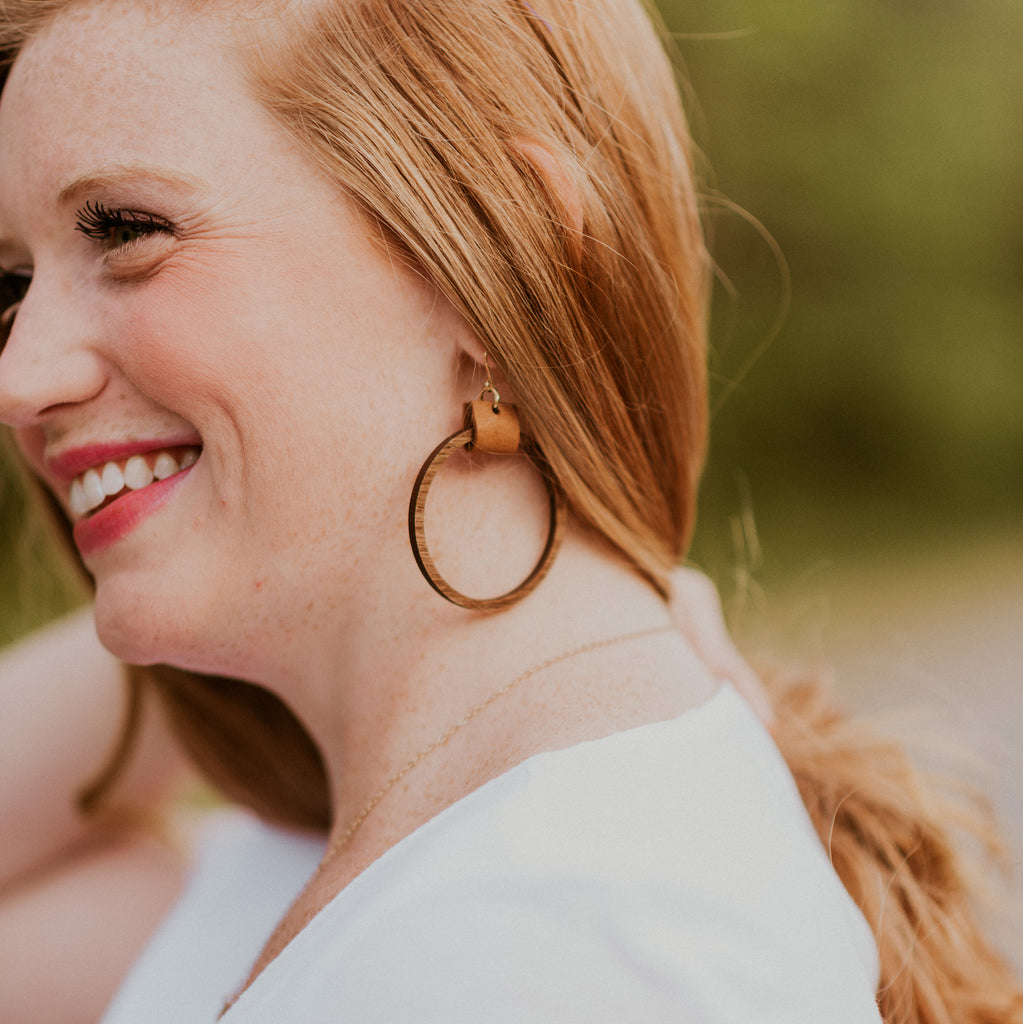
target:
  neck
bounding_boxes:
[275,529,692,854]
[231,527,720,999]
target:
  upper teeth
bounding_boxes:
[69,448,199,519]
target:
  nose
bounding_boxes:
[0,276,108,429]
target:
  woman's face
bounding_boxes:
[0,2,466,675]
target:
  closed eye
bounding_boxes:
[75,200,175,252]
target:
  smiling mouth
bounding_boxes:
[69,446,201,519]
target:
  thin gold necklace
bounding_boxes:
[323,622,676,863]
[221,623,676,1017]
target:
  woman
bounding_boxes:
[0,0,1018,1021]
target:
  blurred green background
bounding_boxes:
[0,445,85,645]
[668,0,1023,599]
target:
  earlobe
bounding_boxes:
[454,337,512,410]
[453,322,488,368]
[511,136,585,254]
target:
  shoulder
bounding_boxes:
[232,688,882,1023]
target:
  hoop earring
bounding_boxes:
[408,381,566,612]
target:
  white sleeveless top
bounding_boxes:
[101,686,881,1023]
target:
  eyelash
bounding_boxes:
[74,200,175,248]
[2,203,174,348]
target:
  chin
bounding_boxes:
[91,573,220,672]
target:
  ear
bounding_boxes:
[511,136,585,258]
[453,318,488,367]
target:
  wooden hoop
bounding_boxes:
[408,425,567,612]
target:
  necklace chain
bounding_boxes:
[324,623,675,863]
[219,623,677,1018]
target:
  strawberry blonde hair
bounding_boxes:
[2,1,1021,1019]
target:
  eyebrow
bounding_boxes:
[58,165,203,206]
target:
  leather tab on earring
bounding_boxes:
[464,399,520,454]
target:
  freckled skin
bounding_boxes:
[0,2,466,685]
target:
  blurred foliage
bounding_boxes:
[666,0,1023,585]
[0,441,84,646]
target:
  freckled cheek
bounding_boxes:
[117,260,265,387]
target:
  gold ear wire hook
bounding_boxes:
[478,352,500,411]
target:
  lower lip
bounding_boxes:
[72,465,196,558]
